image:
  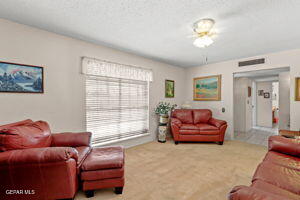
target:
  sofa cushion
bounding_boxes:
[0,119,33,130]
[179,130,201,135]
[196,123,218,131]
[229,185,294,200]
[0,121,52,151]
[252,180,300,200]
[81,146,124,171]
[171,110,193,124]
[180,124,199,130]
[253,162,300,195]
[193,109,212,124]
[264,151,300,171]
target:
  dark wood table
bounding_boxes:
[279,130,300,138]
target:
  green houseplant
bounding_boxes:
[155,102,177,124]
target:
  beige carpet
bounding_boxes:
[76,140,267,200]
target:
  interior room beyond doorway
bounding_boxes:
[233,67,290,146]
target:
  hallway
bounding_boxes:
[234,125,278,146]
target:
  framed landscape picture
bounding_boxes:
[193,75,221,101]
[165,79,174,98]
[295,77,300,101]
[0,61,44,93]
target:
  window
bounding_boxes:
[82,58,153,145]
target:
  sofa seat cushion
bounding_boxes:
[196,123,218,131]
[252,180,300,200]
[81,146,124,171]
[264,151,300,171]
[0,121,52,151]
[229,185,295,200]
[179,130,201,135]
[180,124,199,130]
[75,146,91,167]
[253,162,300,195]
[81,166,124,181]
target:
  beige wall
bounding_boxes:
[256,82,272,128]
[185,49,300,139]
[279,72,290,130]
[0,19,186,147]
[2,18,300,144]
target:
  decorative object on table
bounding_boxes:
[264,92,270,98]
[165,79,175,98]
[181,101,192,109]
[295,77,300,101]
[0,61,43,93]
[258,90,264,96]
[154,102,177,142]
[248,86,252,97]
[193,75,221,101]
[155,102,177,124]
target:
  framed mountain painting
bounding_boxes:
[0,61,44,93]
[165,80,174,98]
[193,75,221,101]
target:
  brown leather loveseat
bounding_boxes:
[170,109,227,145]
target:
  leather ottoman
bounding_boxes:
[80,146,125,198]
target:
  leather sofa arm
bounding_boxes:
[209,118,227,128]
[228,186,291,200]
[0,147,78,165]
[268,135,300,157]
[170,118,181,141]
[171,118,182,128]
[51,132,92,147]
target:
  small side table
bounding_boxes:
[279,130,300,139]
[158,124,167,143]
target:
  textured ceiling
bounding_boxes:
[0,0,300,67]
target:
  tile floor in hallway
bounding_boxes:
[234,125,278,146]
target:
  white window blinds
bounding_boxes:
[83,57,152,145]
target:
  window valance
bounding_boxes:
[82,57,153,82]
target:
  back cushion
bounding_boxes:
[0,119,33,130]
[193,109,212,124]
[172,109,193,124]
[0,121,52,151]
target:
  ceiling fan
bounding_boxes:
[191,18,216,48]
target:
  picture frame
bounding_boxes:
[295,77,300,101]
[0,61,44,93]
[258,90,264,96]
[193,75,221,101]
[248,86,252,97]
[264,92,270,98]
[165,79,175,98]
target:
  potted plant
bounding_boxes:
[154,102,177,124]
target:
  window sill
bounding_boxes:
[92,132,151,147]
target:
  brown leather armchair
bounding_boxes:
[0,119,92,200]
[170,109,227,145]
[229,135,300,200]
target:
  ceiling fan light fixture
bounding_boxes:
[193,18,215,33]
[192,18,215,48]
[193,35,214,48]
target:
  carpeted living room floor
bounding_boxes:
[75,140,267,200]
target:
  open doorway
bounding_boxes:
[233,67,290,146]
